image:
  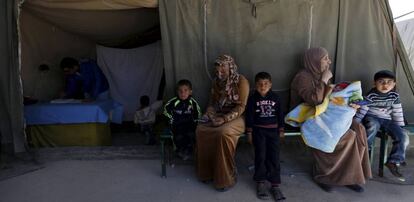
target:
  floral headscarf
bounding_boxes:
[213,55,240,110]
[303,47,328,80]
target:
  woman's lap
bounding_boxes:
[312,121,371,185]
[195,117,245,188]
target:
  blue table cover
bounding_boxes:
[24,99,123,125]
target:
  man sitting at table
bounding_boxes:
[60,57,109,100]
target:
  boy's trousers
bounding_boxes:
[252,127,281,184]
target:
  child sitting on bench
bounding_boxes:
[163,79,201,160]
[355,70,408,178]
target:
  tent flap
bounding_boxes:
[0,0,25,153]
[25,0,158,10]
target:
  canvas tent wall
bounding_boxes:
[159,0,414,122]
[1,0,414,154]
[0,0,24,153]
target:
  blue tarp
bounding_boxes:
[24,99,123,125]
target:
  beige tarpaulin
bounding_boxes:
[25,0,158,10]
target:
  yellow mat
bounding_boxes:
[27,123,111,147]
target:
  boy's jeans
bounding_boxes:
[363,116,406,164]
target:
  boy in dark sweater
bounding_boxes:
[163,79,201,160]
[246,72,285,201]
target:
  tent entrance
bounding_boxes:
[20,1,164,148]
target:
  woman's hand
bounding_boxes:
[212,117,225,127]
[349,103,361,109]
[324,84,334,97]
[199,114,210,123]
[321,70,333,84]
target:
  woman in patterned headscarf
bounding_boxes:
[290,47,372,193]
[196,54,249,191]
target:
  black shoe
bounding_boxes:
[201,179,213,184]
[216,186,232,192]
[317,183,333,193]
[256,182,271,200]
[269,186,286,201]
[385,162,403,178]
[216,182,236,192]
[400,161,407,167]
[345,184,364,193]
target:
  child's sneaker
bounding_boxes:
[256,182,270,200]
[176,150,189,161]
[269,186,286,201]
[385,162,403,177]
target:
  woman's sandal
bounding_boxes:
[270,187,286,201]
[256,183,271,200]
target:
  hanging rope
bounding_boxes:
[243,0,278,18]
[307,0,314,49]
[203,0,212,80]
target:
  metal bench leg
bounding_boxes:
[161,139,167,178]
[378,133,388,177]
[369,141,375,166]
[168,141,174,168]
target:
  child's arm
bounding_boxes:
[134,111,139,125]
[191,98,202,121]
[354,105,369,123]
[276,95,285,139]
[392,96,405,127]
[163,98,175,125]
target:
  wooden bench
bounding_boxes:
[370,124,414,177]
[159,128,301,178]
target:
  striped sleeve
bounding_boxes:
[354,105,369,123]
[392,97,405,126]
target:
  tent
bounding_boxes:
[1,0,414,154]
[397,18,414,70]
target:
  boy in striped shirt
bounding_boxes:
[355,70,407,178]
